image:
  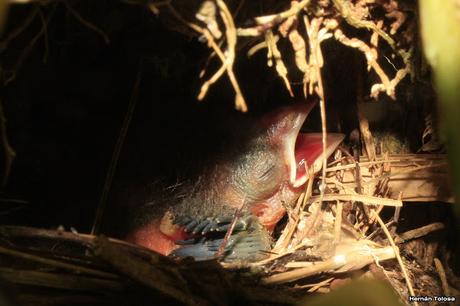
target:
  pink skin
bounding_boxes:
[250,133,339,232]
[125,221,180,255]
[126,132,335,256]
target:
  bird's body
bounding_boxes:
[125,102,344,261]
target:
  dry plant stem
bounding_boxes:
[254,240,312,266]
[393,205,401,224]
[373,212,417,305]
[4,6,53,84]
[271,193,304,253]
[63,1,110,44]
[307,277,334,292]
[394,222,445,243]
[309,194,402,207]
[334,29,394,98]
[272,168,313,253]
[215,0,247,111]
[238,0,408,99]
[199,49,219,78]
[384,0,407,35]
[0,6,38,50]
[216,207,242,258]
[247,38,274,57]
[37,8,49,63]
[233,0,245,18]
[434,257,450,296]
[147,0,171,15]
[368,204,384,225]
[325,155,448,172]
[328,159,450,201]
[333,200,343,243]
[0,268,124,292]
[353,80,369,193]
[262,259,339,285]
[261,244,395,285]
[93,236,207,306]
[370,20,383,47]
[289,28,308,73]
[91,62,143,235]
[196,31,228,96]
[0,245,118,279]
[0,225,157,258]
[303,16,328,206]
[331,0,395,48]
[305,200,324,237]
[235,0,311,35]
[293,277,334,290]
[354,159,364,193]
[332,179,356,195]
[266,29,293,96]
[167,3,247,111]
[361,162,447,187]
[357,102,377,162]
[0,101,16,186]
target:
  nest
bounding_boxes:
[0,0,458,305]
[0,152,457,305]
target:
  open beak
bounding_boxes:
[266,101,344,188]
[291,133,345,187]
[261,101,345,188]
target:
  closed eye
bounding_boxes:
[258,164,275,181]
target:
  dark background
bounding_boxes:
[0,1,298,235]
[0,1,425,238]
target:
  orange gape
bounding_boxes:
[125,101,344,258]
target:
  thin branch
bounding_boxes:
[0,100,16,186]
[373,213,417,305]
[63,1,110,45]
[91,61,143,235]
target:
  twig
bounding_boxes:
[308,194,402,207]
[37,7,49,63]
[262,242,395,285]
[166,2,247,111]
[91,61,143,235]
[314,18,328,206]
[394,222,445,243]
[334,29,395,98]
[361,162,447,187]
[272,168,314,253]
[0,225,157,258]
[373,213,417,306]
[0,245,118,279]
[325,154,448,172]
[63,1,110,45]
[0,267,124,292]
[0,6,38,51]
[331,0,396,48]
[333,200,343,243]
[4,5,54,84]
[0,101,16,186]
[434,257,451,296]
[254,239,312,266]
[216,207,243,258]
[237,0,311,36]
[271,193,304,253]
[266,29,293,96]
[93,236,207,306]
[357,102,377,162]
[307,277,334,292]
